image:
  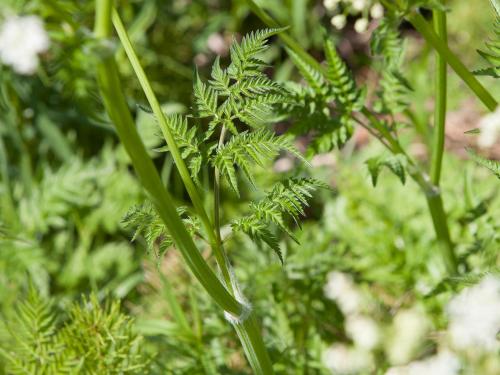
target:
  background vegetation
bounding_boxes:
[0,0,499,374]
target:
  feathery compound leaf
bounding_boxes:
[123,203,201,258]
[232,216,283,263]
[209,56,231,95]
[366,154,407,186]
[475,3,500,78]
[279,82,353,154]
[194,29,288,140]
[232,178,325,262]
[193,69,219,118]
[286,47,326,95]
[211,129,303,195]
[324,38,364,111]
[231,75,282,97]
[234,93,286,127]
[228,28,287,78]
[375,70,413,114]
[0,289,77,374]
[370,16,412,114]
[371,16,404,68]
[155,114,203,183]
[467,148,500,179]
[1,290,150,374]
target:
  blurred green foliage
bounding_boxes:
[0,0,499,374]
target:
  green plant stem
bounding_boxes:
[97,4,274,373]
[245,0,458,274]
[365,109,458,274]
[214,126,228,260]
[233,315,274,375]
[94,0,240,316]
[425,193,457,274]
[407,12,497,112]
[111,10,233,288]
[430,10,447,186]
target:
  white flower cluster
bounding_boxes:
[323,0,384,33]
[323,344,374,375]
[324,271,364,314]
[323,272,380,374]
[446,275,500,352]
[345,314,380,350]
[477,106,500,149]
[385,307,430,365]
[385,350,461,375]
[323,272,499,374]
[0,15,50,75]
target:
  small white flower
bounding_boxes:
[477,106,500,149]
[386,307,430,365]
[0,15,50,75]
[370,3,384,19]
[331,14,347,30]
[354,18,369,33]
[446,276,500,352]
[351,0,368,12]
[385,350,461,375]
[324,0,341,11]
[323,344,374,374]
[324,271,364,314]
[345,315,380,350]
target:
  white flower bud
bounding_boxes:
[354,18,369,33]
[370,3,384,19]
[351,0,367,12]
[331,14,347,30]
[324,0,341,11]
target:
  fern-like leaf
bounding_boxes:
[123,203,201,258]
[194,69,219,118]
[211,129,303,195]
[228,28,286,78]
[475,2,500,78]
[371,16,412,114]
[155,114,203,183]
[375,70,413,114]
[366,154,407,186]
[467,148,500,179]
[232,178,325,262]
[324,38,364,111]
[286,47,326,95]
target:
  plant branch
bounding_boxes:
[245,0,458,273]
[94,0,241,316]
[111,10,234,287]
[407,11,497,112]
[107,7,274,373]
[430,9,447,187]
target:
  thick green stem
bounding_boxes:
[407,12,497,112]
[245,0,458,274]
[94,0,240,316]
[96,3,274,372]
[423,10,457,274]
[214,127,227,241]
[111,10,233,288]
[233,315,274,375]
[426,193,458,274]
[429,10,447,186]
